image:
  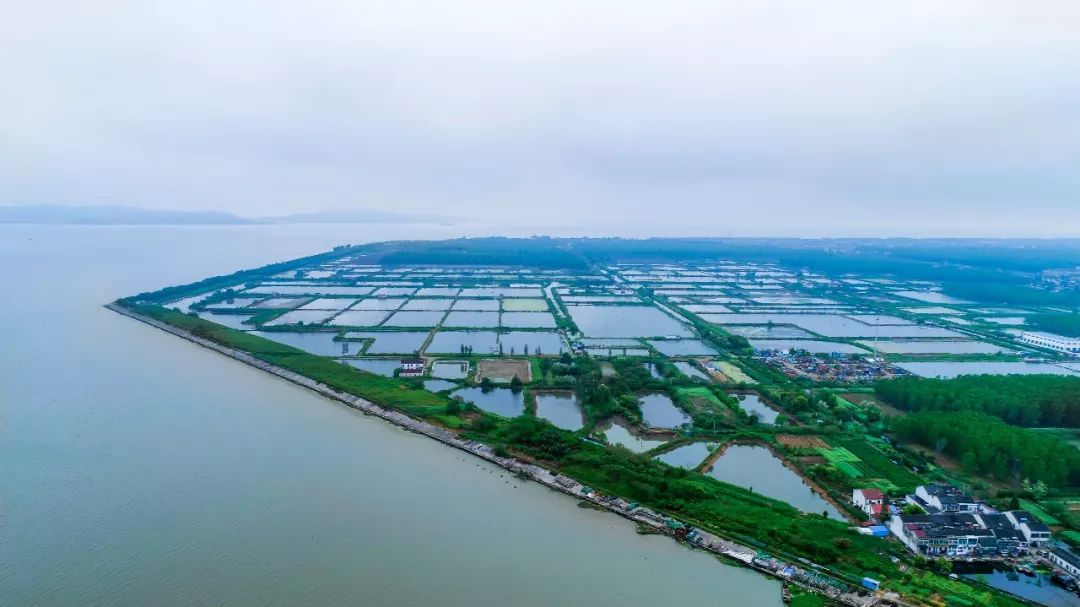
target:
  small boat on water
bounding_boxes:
[1016,563,1035,577]
[781,582,791,604]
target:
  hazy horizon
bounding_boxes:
[4,2,1079,237]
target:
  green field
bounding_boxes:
[1019,499,1062,526]
[1062,530,1080,546]
[819,447,860,464]
[829,437,921,494]
[1032,427,1080,448]
[676,386,724,407]
[713,361,755,383]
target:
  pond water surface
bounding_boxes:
[731,393,779,424]
[957,565,1078,607]
[452,387,526,417]
[567,305,692,338]
[343,358,400,377]
[647,339,719,356]
[895,361,1080,378]
[705,446,841,518]
[254,331,345,357]
[534,391,585,431]
[644,362,665,380]
[655,443,715,469]
[423,379,458,392]
[639,393,690,428]
[599,419,670,453]
[673,362,710,381]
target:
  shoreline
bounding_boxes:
[106,303,882,607]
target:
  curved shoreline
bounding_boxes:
[106,303,883,607]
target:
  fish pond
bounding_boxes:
[639,393,691,428]
[894,361,1080,378]
[655,442,716,469]
[198,311,256,331]
[343,358,401,377]
[705,445,841,518]
[730,393,779,424]
[452,387,526,417]
[856,340,1009,355]
[430,360,470,379]
[647,339,719,356]
[534,391,585,431]
[597,419,671,453]
[423,379,458,393]
[427,331,499,354]
[955,564,1079,607]
[673,362,710,381]
[253,331,345,357]
[344,330,430,355]
[567,305,692,338]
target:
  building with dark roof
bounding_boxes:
[977,513,1025,555]
[889,510,1052,558]
[890,513,998,557]
[1004,510,1052,547]
[914,484,979,514]
[1049,545,1080,577]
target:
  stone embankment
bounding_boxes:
[107,303,893,607]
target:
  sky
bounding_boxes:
[3,1,1079,236]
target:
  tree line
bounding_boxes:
[875,374,1080,427]
[891,411,1080,490]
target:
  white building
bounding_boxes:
[915,484,979,513]
[1018,331,1080,355]
[1003,510,1051,546]
[1049,545,1080,577]
[853,488,886,518]
[399,357,425,377]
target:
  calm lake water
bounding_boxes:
[0,225,783,606]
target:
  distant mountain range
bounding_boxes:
[0,205,460,225]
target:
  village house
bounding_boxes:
[913,483,980,514]
[890,513,998,557]
[399,356,425,377]
[975,513,1025,555]
[889,508,1051,558]
[852,488,887,519]
[1003,510,1052,547]
[1049,545,1080,578]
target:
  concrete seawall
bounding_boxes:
[107,303,885,607]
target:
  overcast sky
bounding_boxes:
[3,1,1079,236]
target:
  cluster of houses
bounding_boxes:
[852,484,1054,558]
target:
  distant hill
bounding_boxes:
[0,205,251,225]
[262,209,459,225]
[0,205,460,225]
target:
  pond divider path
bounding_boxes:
[107,303,893,607]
